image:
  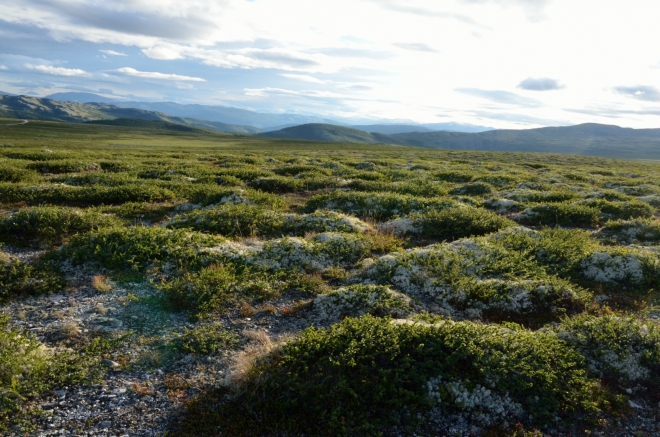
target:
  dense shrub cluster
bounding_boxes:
[184,316,607,436]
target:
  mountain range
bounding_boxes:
[259,123,660,160]
[2,92,659,159]
[44,92,491,133]
[0,94,261,134]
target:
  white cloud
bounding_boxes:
[1,0,660,127]
[25,64,88,76]
[115,67,205,82]
[0,65,7,70]
[142,45,184,60]
[99,50,127,56]
[280,74,326,84]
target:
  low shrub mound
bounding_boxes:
[578,199,655,220]
[448,182,493,196]
[516,202,600,227]
[346,179,449,197]
[596,218,660,245]
[413,206,515,240]
[0,163,38,183]
[167,204,286,238]
[170,323,239,354]
[59,226,226,272]
[186,186,284,209]
[306,191,455,220]
[249,176,305,193]
[177,316,608,436]
[553,314,660,387]
[314,285,412,321]
[362,237,592,325]
[0,206,122,247]
[0,260,65,302]
[157,263,287,315]
[0,183,177,205]
[26,160,101,174]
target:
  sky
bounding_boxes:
[0,0,659,129]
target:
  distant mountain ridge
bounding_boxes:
[42,92,492,132]
[0,94,261,134]
[258,123,660,159]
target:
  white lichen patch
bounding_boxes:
[427,376,523,428]
[580,251,646,284]
[376,217,421,236]
[285,210,372,234]
[483,198,520,213]
[314,285,411,321]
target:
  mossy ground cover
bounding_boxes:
[0,121,659,435]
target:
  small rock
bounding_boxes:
[101,359,120,369]
[628,400,643,409]
[99,420,112,428]
[48,295,65,303]
[54,389,66,398]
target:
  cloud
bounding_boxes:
[142,45,184,60]
[517,77,564,91]
[24,0,221,42]
[99,49,126,56]
[364,0,486,27]
[115,67,205,82]
[0,65,7,70]
[459,0,553,21]
[455,88,541,106]
[393,43,438,52]
[280,74,326,84]
[25,64,88,76]
[613,85,660,102]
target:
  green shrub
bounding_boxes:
[249,176,305,193]
[553,314,660,385]
[215,167,274,182]
[0,183,176,206]
[26,160,101,174]
[434,170,474,183]
[186,185,284,209]
[0,316,118,430]
[526,191,578,203]
[491,227,599,278]
[170,323,238,354]
[158,264,286,314]
[190,316,604,436]
[347,179,448,197]
[0,260,65,302]
[579,199,655,220]
[448,182,493,196]
[306,191,455,220]
[596,218,660,245]
[0,163,38,183]
[413,206,515,240]
[273,165,332,176]
[167,204,286,238]
[0,206,121,247]
[516,202,600,227]
[60,226,225,272]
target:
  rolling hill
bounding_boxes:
[84,118,213,133]
[349,124,434,134]
[258,122,660,159]
[0,94,261,134]
[256,123,389,143]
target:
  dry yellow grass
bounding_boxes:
[91,275,112,293]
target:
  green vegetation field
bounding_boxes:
[1,119,660,436]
